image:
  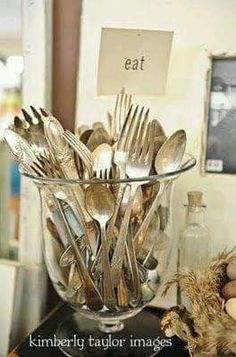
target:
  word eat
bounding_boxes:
[124,56,145,70]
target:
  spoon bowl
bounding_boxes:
[155,129,187,175]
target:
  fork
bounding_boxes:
[63,130,93,178]
[108,89,132,141]
[10,106,47,156]
[92,143,113,180]
[111,120,155,291]
[106,105,149,239]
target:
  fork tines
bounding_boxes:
[112,89,132,139]
[117,105,150,153]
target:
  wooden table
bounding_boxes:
[10,304,189,356]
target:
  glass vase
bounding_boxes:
[24,153,195,356]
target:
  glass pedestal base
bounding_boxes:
[56,309,164,356]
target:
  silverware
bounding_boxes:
[85,184,116,310]
[4,101,191,313]
[95,107,146,289]
[155,130,187,175]
[86,127,112,152]
[106,105,147,246]
[92,143,113,180]
[117,273,130,308]
[4,128,45,176]
[53,188,96,260]
[78,128,93,145]
[67,261,82,294]
[54,196,103,311]
[153,119,166,138]
[120,185,144,222]
[44,217,69,288]
[109,89,132,140]
[111,120,155,293]
[44,116,93,231]
[76,124,89,137]
[63,130,93,178]
[137,213,160,270]
[92,122,106,130]
[10,106,48,156]
[60,237,84,267]
[134,130,187,248]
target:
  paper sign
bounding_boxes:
[97,28,173,95]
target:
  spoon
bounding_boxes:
[85,184,116,310]
[79,129,93,145]
[153,119,166,138]
[92,122,106,131]
[87,127,112,152]
[134,130,186,247]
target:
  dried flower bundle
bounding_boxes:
[161,249,236,357]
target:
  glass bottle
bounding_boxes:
[178,191,210,304]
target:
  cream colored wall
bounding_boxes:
[76,0,236,258]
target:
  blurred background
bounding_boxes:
[0,0,22,261]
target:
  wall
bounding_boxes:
[0,0,21,56]
[76,0,236,260]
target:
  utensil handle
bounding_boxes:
[126,226,142,305]
[60,160,91,224]
[53,185,94,255]
[117,273,130,308]
[100,225,116,310]
[134,182,166,247]
[54,197,103,311]
[111,185,136,287]
[107,183,125,242]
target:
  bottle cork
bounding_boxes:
[187,191,203,206]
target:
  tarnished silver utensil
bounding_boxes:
[111,120,155,293]
[4,128,45,176]
[54,196,103,311]
[109,89,132,141]
[134,130,187,248]
[44,116,93,242]
[85,184,116,310]
[86,127,112,152]
[92,143,113,180]
[9,106,48,156]
[137,213,160,270]
[63,130,93,178]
